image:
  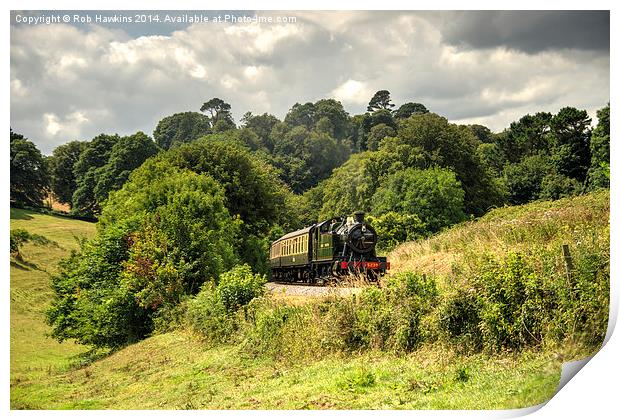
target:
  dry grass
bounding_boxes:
[388,191,610,289]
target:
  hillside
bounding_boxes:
[10,208,96,403]
[389,190,610,286]
[10,192,609,409]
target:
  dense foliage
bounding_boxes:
[10,130,50,207]
[47,169,238,348]
[153,111,212,150]
[72,132,159,217]
[48,141,88,205]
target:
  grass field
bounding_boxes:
[11,194,609,410]
[10,208,96,390]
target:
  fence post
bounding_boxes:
[562,244,574,282]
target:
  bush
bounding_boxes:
[539,173,581,200]
[367,212,427,251]
[216,264,266,313]
[321,272,438,353]
[472,252,551,352]
[185,265,266,342]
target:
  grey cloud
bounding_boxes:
[439,11,609,53]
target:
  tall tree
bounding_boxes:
[313,99,350,139]
[153,111,211,150]
[72,134,120,217]
[394,102,429,119]
[48,140,88,206]
[284,102,316,129]
[498,112,553,163]
[241,112,280,151]
[392,113,505,215]
[200,98,234,125]
[10,129,50,207]
[367,90,395,112]
[550,107,591,182]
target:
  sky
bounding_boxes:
[10,10,610,154]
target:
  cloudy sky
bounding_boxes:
[10,10,610,154]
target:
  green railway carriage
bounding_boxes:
[269,212,389,284]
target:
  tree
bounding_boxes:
[241,112,280,151]
[503,154,552,205]
[200,98,234,126]
[370,109,396,129]
[587,104,610,189]
[539,173,581,200]
[366,123,396,151]
[366,212,427,251]
[269,124,350,193]
[73,132,158,218]
[550,107,591,182]
[367,90,395,112]
[92,131,160,205]
[392,113,505,215]
[372,167,466,232]
[313,99,350,139]
[476,142,505,176]
[284,102,316,129]
[48,141,88,206]
[466,124,493,144]
[153,112,211,150]
[72,133,120,216]
[394,102,429,119]
[148,135,296,234]
[497,112,553,163]
[212,118,236,133]
[48,169,239,349]
[10,130,50,207]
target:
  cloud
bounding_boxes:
[10,11,610,154]
[331,80,372,106]
[438,11,610,53]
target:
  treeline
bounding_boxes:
[11,94,609,238]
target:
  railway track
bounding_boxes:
[264,281,367,297]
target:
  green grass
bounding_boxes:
[11,332,561,409]
[10,208,96,394]
[13,200,595,410]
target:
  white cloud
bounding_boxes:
[331,80,373,105]
[44,113,61,136]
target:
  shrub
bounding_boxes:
[321,272,439,353]
[185,265,266,342]
[367,212,427,251]
[472,252,552,352]
[185,283,235,342]
[216,264,266,313]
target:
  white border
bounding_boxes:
[3,1,617,419]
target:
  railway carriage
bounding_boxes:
[269,211,389,284]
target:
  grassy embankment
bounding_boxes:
[10,191,609,409]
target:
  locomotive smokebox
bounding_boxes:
[353,211,365,223]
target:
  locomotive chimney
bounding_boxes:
[353,211,365,223]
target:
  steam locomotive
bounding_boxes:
[269,211,389,284]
